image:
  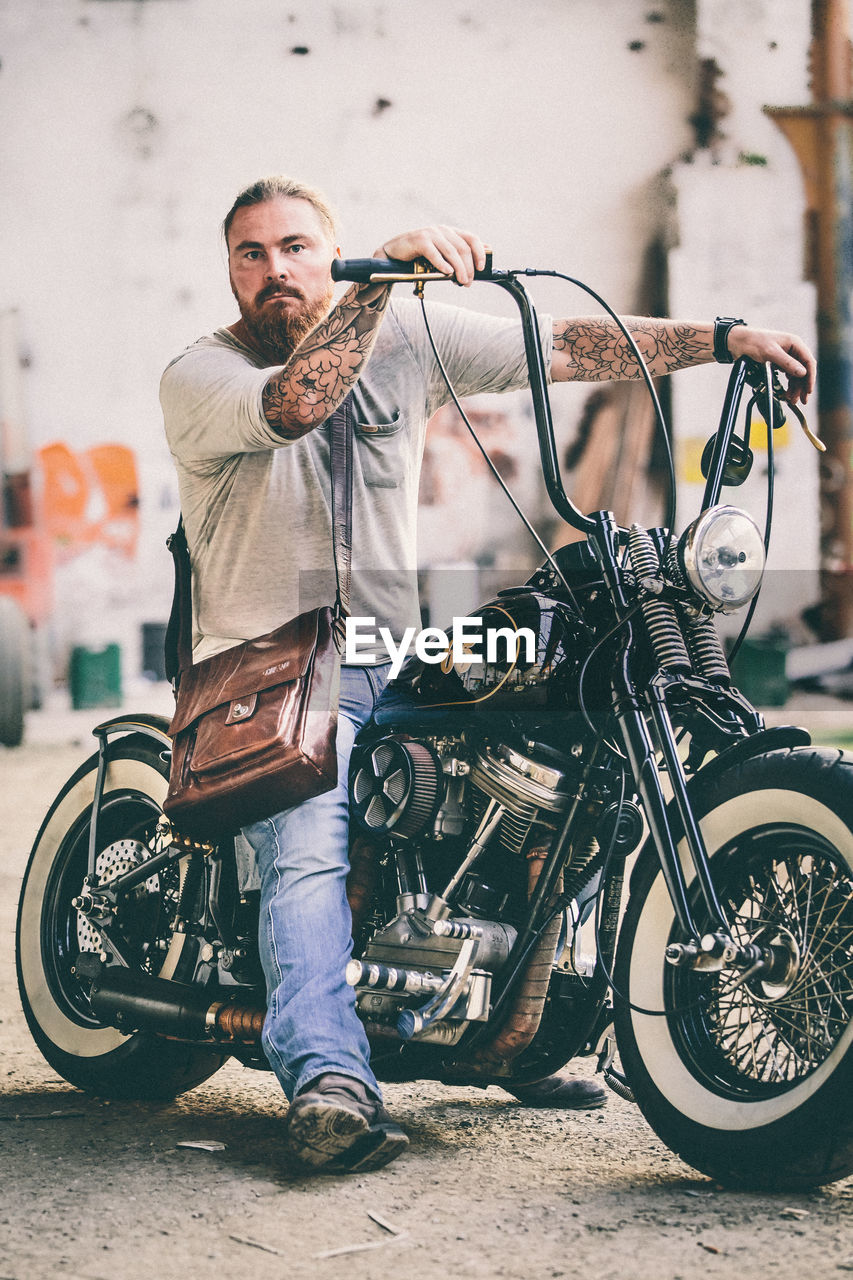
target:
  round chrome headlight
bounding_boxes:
[678,505,765,613]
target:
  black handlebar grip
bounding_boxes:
[331,252,494,284]
[330,257,407,282]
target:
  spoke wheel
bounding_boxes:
[17,733,227,1099]
[669,827,853,1099]
[615,747,853,1189]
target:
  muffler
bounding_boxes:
[87,967,265,1043]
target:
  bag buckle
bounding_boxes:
[226,694,258,724]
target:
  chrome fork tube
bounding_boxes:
[612,667,701,940]
[645,674,730,932]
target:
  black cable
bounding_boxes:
[418,276,644,752]
[575,603,643,755]
[727,363,777,668]
[417,296,587,624]
[519,270,677,563]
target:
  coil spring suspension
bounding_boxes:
[628,525,691,672]
[561,836,602,904]
[665,548,730,684]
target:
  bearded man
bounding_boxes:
[160,175,815,1173]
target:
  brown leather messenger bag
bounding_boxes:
[162,394,354,836]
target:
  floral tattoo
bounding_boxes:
[553,318,711,380]
[261,283,390,438]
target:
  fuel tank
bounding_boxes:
[375,542,603,722]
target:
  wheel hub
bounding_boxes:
[754,926,801,1001]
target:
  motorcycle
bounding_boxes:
[16,255,853,1190]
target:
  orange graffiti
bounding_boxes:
[37,442,139,560]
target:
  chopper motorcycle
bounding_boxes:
[16,255,853,1190]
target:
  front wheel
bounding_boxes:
[615,747,853,1189]
[16,731,228,1099]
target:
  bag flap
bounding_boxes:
[168,606,331,737]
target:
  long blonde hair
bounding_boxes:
[222,176,338,247]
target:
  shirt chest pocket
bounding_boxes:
[354,413,406,488]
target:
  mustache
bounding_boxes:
[256,283,305,304]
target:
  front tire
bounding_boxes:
[16,732,227,1099]
[615,747,853,1189]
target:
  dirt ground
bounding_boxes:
[1,692,852,1280]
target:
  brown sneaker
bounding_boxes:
[284,1073,409,1173]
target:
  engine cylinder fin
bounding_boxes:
[472,787,535,854]
[470,743,571,819]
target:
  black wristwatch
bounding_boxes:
[714,316,746,364]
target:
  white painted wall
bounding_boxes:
[669,0,820,637]
[0,0,827,676]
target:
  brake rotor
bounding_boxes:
[75,839,159,954]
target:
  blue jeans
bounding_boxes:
[241,664,390,1102]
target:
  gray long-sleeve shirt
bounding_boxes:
[160,297,552,661]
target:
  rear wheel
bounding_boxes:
[16,732,227,1099]
[615,748,853,1189]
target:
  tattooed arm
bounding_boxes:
[261,225,487,439]
[551,317,815,405]
[261,280,391,438]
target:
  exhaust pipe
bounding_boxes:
[88,968,265,1043]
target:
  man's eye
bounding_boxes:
[244,251,261,261]
[288,244,304,254]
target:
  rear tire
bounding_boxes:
[16,732,227,1099]
[615,747,853,1189]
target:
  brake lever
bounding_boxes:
[788,398,826,453]
[744,360,825,454]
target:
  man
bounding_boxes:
[161,176,815,1174]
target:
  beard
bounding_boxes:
[234,279,335,362]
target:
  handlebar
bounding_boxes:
[331,255,607,537]
[331,252,495,285]
[331,253,597,535]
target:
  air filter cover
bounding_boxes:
[349,737,443,839]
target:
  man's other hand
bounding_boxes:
[727,325,816,406]
[376,226,487,288]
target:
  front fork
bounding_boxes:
[615,676,791,978]
[591,513,778,977]
[613,668,725,942]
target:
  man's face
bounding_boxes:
[227,196,337,360]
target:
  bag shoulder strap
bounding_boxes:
[164,393,355,684]
[330,393,354,620]
[165,519,192,683]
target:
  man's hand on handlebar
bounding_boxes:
[375,226,488,288]
[727,325,816,406]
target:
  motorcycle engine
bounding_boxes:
[348,731,578,1045]
[350,733,575,854]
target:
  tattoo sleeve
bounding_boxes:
[261,282,391,438]
[552,317,713,381]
